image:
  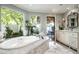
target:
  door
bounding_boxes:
[46,16,55,41]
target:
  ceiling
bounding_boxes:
[14,4,78,14]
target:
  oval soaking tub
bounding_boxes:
[0,36,40,49]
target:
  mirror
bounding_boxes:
[67,12,78,29]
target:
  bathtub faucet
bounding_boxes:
[37,35,44,39]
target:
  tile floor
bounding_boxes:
[44,41,77,54]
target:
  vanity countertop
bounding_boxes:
[56,30,79,33]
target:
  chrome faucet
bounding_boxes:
[37,35,44,39]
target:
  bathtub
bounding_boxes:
[0,36,40,49]
[0,36,49,54]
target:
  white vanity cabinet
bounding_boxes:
[56,31,69,46]
[56,30,78,50]
[67,32,78,49]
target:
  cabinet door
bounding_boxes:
[68,33,77,49]
[64,32,70,45]
[59,32,68,45]
[58,32,65,43]
[56,31,69,45]
[56,31,61,41]
[60,32,66,44]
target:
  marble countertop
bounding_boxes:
[56,30,79,33]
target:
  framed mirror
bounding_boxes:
[67,12,78,29]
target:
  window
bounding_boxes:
[26,16,41,35]
[1,7,24,38]
[1,7,23,32]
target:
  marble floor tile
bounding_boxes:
[44,41,76,54]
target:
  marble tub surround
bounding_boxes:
[0,36,40,49]
[0,32,4,42]
[0,39,5,43]
[0,36,49,54]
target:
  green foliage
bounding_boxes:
[59,25,64,30]
[32,26,39,34]
[5,27,23,39]
[1,7,23,27]
[1,7,23,38]
[29,16,37,26]
[12,31,23,37]
[5,27,13,38]
[25,16,39,35]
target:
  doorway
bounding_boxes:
[47,16,55,41]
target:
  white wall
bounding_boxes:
[55,14,64,30]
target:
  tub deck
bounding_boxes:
[0,37,49,54]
